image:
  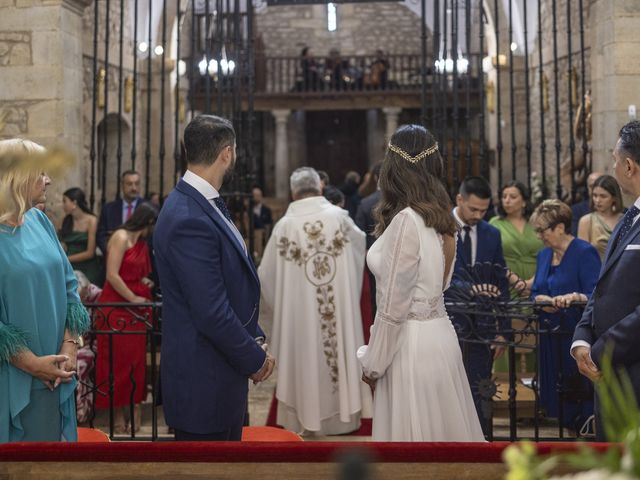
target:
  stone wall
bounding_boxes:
[0,0,91,225]
[486,0,595,201]
[81,0,180,206]
[255,3,426,57]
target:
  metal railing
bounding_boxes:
[255,53,484,95]
[79,267,593,442]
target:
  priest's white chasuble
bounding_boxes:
[259,196,372,435]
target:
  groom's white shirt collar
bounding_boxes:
[182,170,247,253]
[183,169,220,202]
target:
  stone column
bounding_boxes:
[382,107,402,143]
[0,0,91,222]
[272,109,291,199]
[590,0,640,175]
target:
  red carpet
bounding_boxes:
[0,441,613,463]
[266,394,372,436]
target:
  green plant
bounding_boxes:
[503,351,640,479]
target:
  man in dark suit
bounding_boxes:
[252,187,273,231]
[154,115,275,441]
[449,176,508,436]
[572,121,640,440]
[355,163,381,250]
[96,170,143,254]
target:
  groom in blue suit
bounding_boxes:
[573,121,640,440]
[449,176,508,436]
[154,115,275,441]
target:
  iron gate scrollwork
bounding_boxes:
[447,261,593,442]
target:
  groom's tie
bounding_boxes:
[213,196,234,223]
[611,205,640,251]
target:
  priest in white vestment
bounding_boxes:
[259,167,372,435]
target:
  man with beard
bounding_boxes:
[448,176,508,436]
[154,115,274,441]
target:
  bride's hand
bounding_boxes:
[361,373,377,393]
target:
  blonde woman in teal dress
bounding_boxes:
[0,139,90,442]
[490,181,544,372]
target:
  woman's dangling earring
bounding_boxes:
[612,205,617,213]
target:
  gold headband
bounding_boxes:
[388,142,439,163]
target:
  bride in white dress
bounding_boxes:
[357,124,485,442]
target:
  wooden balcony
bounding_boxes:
[191,53,484,112]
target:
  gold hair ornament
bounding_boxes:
[388,142,439,163]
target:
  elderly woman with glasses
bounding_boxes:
[530,199,600,433]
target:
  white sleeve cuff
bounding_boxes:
[570,340,591,359]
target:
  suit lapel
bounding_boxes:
[599,216,640,279]
[176,180,259,285]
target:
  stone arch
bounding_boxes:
[96,113,133,202]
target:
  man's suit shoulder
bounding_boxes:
[478,219,501,239]
[360,191,381,210]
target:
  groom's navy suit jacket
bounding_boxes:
[154,180,266,434]
[574,207,640,400]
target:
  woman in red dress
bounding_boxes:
[95,203,157,434]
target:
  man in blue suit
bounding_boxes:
[572,121,640,440]
[154,115,275,441]
[449,176,508,436]
[96,170,143,254]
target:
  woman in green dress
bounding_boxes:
[59,187,101,284]
[0,139,90,442]
[577,174,623,260]
[490,181,544,373]
[490,181,544,292]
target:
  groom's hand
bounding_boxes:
[573,346,601,382]
[250,353,275,384]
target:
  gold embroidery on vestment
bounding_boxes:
[277,220,350,391]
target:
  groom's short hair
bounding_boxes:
[619,120,640,165]
[183,115,235,167]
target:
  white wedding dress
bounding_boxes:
[357,207,485,441]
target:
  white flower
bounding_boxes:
[549,469,636,480]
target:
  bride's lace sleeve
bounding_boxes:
[358,211,420,379]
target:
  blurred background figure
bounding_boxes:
[571,171,602,235]
[300,46,320,92]
[146,192,162,209]
[59,187,101,285]
[318,170,331,192]
[74,270,100,424]
[251,186,273,260]
[340,171,362,220]
[323,185,345,208]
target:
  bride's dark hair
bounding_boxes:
[374,124,457,237]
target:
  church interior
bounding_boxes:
[1,0,640,478]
